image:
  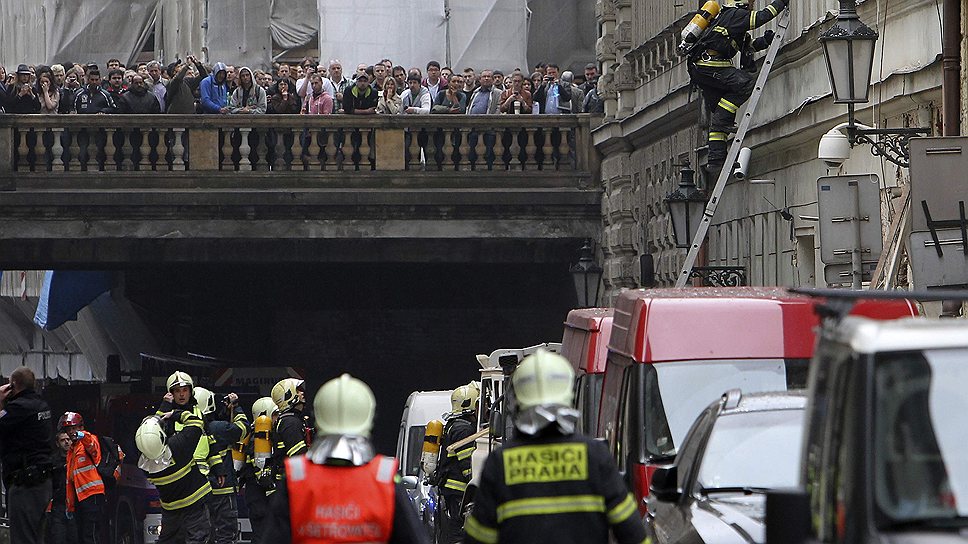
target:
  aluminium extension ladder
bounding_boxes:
[675,8,791,287]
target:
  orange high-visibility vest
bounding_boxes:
[66,432,105,512]
[285,454,397,543]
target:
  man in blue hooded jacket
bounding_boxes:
[200,62,230,114]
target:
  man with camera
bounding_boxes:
[0,367,54,544]
[500,71,533,114]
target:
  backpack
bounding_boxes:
[96,435,123,485]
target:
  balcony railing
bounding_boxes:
[0,115,600,176]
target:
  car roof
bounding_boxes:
[718,390,808,416]
[833,316,968,354]
[563,308,613,332]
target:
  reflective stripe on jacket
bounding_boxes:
[285,454,397,543]
[66,432,105,512]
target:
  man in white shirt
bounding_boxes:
[400,74,431,114]
[422,61,448,103]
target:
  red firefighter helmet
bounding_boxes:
[58,411,84,430]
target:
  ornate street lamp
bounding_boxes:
[570,240,603,308]
[818,0,928,167]
[664,163,707,248]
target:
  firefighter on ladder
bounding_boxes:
[262,373,429,543]
[464,350,647,544]
[687,0,789,177]
[433,382,479,543]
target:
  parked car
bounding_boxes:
[560,308,613,436]
[648,390,806,544]
[599,287,917,515]
[767,315,968,544]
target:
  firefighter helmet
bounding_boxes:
[58,411,84,430]
[166,371,193,392]
[723,0,751,7]
[271,378,305,413]
[135,416,168,460]
[252,396,278,419]
[512,349,575,410]
[314,374,376,437]
[193,386,217,416]
[450,384,479,413]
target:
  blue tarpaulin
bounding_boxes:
[34,271,114,330]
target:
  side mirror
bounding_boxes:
[401,475,419,491]
[649,465,680,503]
[489,409,504,439]
[766,489,811,544]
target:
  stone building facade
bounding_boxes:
[593,0,943,299]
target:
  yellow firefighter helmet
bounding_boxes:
[252,396,279,419]
[450,384,479,413]
[723,0,751,7]
[271,378,305,412]
[193,386,217,415]
[166,371,193,392]
[313,374,376,437]
[135,416,168,460]
[512,349,575,410]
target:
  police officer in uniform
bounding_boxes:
[239,397,278,543]
[270,378,310,487]
[0,367,53,544]
[464,351,647,544]
[194,387,249,544]
[135,409,213,543]
[262,373,429,544]
[433,382,479,543]
[687,0,788,177]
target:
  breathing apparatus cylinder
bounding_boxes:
[420,419,444,475]
[232,433,250,472]
[678,1,722,55]
[254,415,272,469]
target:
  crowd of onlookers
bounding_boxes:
[0,56,604,116]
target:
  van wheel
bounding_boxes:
[115,510,142,544]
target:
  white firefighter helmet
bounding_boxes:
[723,0,751,7]
[314,374,376,437]
[135,416,168,460]
[252,396,279,419]
[271,378,305,412]
[512,349,575,410]
[450,384,479,413]
[166,371,194,392]
[193,386,217,416]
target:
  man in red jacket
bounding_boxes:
[61,412,106,544]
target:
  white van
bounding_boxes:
[396,390,452,477]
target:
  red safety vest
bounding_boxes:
[66,433,105,512]
[285,454,397,544]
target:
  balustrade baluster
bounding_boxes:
[139,129,152,171]
[104,128,117,171]
[508,128,522,170]
[273,128,288,171]
[473,129,486,171]
[556,127,572,170]
[238,128,252,170]
[32,129,48,172]
[405,129,419,170]
[310,128,325,170]
[68,129,81,171]
[540,128,554,170]
[171,128,186,171]
[51,128,65,171]
[120,128,134,170]
[253,128,268,171]
[358,129,372,171]
[457,128,472,171]
[221,129,235,170]
[16,130,30,172]
[319,129,330,171]
[524,128,539,170]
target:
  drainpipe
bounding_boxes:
[941,0,963,318]
[942,0,961,137]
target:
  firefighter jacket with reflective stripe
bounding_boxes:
[157,398,211,472]
[436,414,475,495]
[284,455,397,543]
[145,411,212,511]
[273,411,309,482]
[66,432,104,512]
[464,432,647,544]
[206,407,249,495]
[695,0,786,62]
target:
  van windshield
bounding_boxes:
[647,359,808,457]
[874,348,968,526]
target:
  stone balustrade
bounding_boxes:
[0,115,600,178]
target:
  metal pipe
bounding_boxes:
[851,180,864,289]
[837,0,859,20]
[942,0,961,136]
